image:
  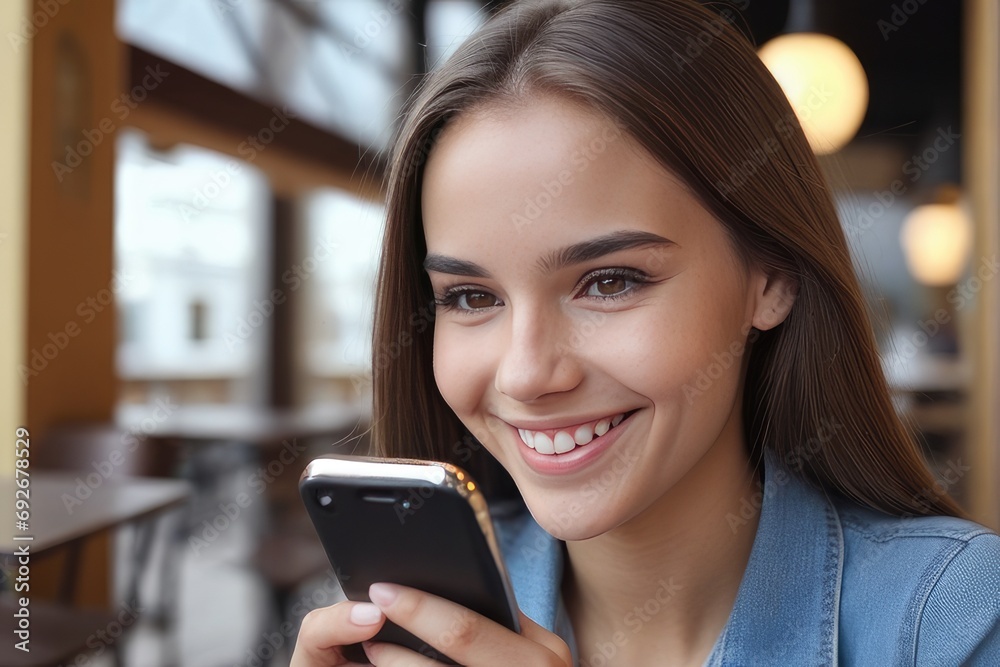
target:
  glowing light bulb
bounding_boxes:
[900,203,972,286]
[758,33,869,154]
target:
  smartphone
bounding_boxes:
[299,454,521,664]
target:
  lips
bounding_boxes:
[516,409,638,455]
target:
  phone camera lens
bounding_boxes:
[316,491,336,511]
[401,500,411,510]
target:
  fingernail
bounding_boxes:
[369,582,397,607]
[349,602,383,625]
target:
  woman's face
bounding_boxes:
[421,97,789,540]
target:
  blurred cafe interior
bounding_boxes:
[0,0,998,665]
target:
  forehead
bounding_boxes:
[419,96,704,256]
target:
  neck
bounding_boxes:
[561,413,762,666]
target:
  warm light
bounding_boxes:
[900,203,972,286]
[758,33,869,154]
[466,481,476,492]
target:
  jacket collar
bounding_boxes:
[491,447,845,666]
[705,447,844,665]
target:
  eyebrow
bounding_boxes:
[423,229,676,278]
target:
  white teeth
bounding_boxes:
[517,429,533,448]
[517,412,629,455]
[553,432,576,454]
[533,432,555,455]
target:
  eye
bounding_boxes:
[586,275,629,296]
[577,268,650,301]
[434,288,502,313]
[459,291,498,309]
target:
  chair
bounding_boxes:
[0,594,125,667]
[32,421,186,666]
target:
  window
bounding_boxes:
[299,188,385,403]
[114,128,270,402]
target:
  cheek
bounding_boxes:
[433,326,513,463]
[432,326,490,418]
[598,295,747,403]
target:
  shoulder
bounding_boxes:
[833,498,1000,665]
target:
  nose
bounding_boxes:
[494,303,584,403]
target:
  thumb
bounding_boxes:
[517,609,574,665]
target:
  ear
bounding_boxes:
[750,270,798,331]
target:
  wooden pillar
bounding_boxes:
[269,195,297,409]
[964,0,1000,530]
[23,0,121,605]
[25,0,120,438]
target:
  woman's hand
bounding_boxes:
[290,597,389,666]
[291,582,573,666]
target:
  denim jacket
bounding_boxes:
[489,447,1000,666]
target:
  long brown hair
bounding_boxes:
[368,0,966,518]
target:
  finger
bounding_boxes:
[290,600,387,666]
[363,640,449,666]
[516,610,574,664]
[367,582,570,665]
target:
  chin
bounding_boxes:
[524,498,623,542]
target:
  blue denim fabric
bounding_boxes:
[490,447,1000,666]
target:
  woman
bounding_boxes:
[292,0,999,664]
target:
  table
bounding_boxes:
[113,399,372,533]
[110,401,370,664]
[114,399,372,448]
[0,473,191,558]
[0,473,190,666]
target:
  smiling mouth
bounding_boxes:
[517,409,639,455]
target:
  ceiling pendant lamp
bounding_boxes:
[757,0,869,155]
